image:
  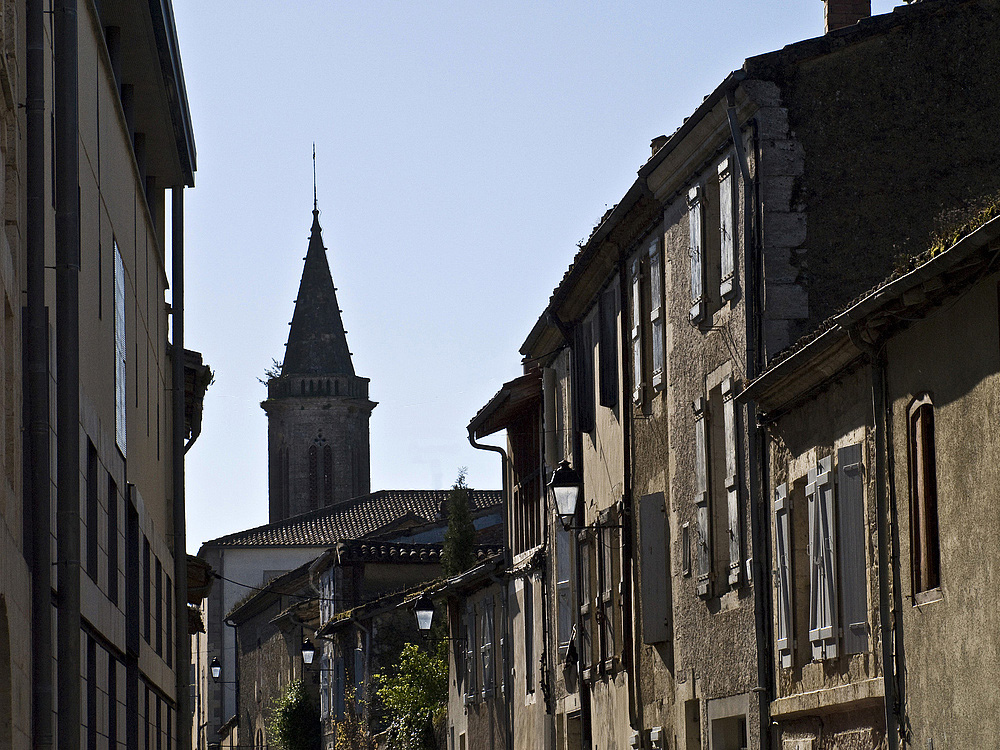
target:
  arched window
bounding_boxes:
[308,445,319,510]
[908,394,941,597]
[323,445,334,505]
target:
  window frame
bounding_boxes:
[908,394,941,602]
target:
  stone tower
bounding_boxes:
[262,206,376,522]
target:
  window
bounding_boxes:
[807,456,838,660]
[87,439,99,580]
[576,314,596,433]
[523,578,534,693]
[481,598,494,697]
[718,157,737,300]
[596,519,617,669]
[908,395,941,598]
[599,286,618,408]
[108,476,119,604]
[556,528,574,658]
[648,238,665,391]
[639,493,669,644]
[631,258,644,403]
[694,376,741,599]
[681,523,692,577]
[577,532,592,676]
[688,186,705,323]
[464,602,477,703]
[773,483,793,668]
[114,241,126,456]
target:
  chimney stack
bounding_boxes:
[650,135,668,156]
[824,0,871,33]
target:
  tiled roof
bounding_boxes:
[202,489,502,548]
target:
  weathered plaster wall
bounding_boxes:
[887,272,1000,747]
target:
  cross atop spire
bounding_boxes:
[312,143,318,212]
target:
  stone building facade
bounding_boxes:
[262,206,376,523]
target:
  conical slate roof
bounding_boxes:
[281,209,355,377]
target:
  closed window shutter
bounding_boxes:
[639,493,669,643]
[465,603,476,702]
[482,598,493,696]
[688,187,705,322]
[114,242,127,456]
[694,398,711,598]
[808,457,839,660]
[599,287,618,408]
[631,258,643,403]
[648,240,664,391]
[837,444,868,654]
[576,318,596,433]
[723,378,740,587]
[334,657,345,720]
[774,483,793,668]
[556,528,574,656]
[718,157,736,299]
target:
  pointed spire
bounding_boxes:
[281,206,355,377]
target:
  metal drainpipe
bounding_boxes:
[466,430,514,750]
[25,0,53,747]
[727,94,772,749]
[616,251,642,737]
[855,336,899,750]
[54,1,82,749]
[172,187,192,750]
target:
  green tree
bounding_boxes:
[441,468,476,577]
[267,680,322,750]
[374,643,448,750]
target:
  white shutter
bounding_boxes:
[648,239,664,391]
[808,457,838,660]
[631,258,643,403]
[688,187,705,322]
[774,483,793,668]
[114,242,127,456]
[718,158,736,299]
[465,603,476,703]
[694,398,710,598]
[319,655,330,719]
[723,378,740,587]
[556,528,573,656]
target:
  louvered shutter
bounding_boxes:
[694,398,711,598]
[837,444,868,654]
[718,157,736,300]
[648,240,664,391]
[688,187,705,322]
[774,483,793,668]
[723,378,741,587]
[334,657,345,720]
[599,287,618,408]
[639,493,669,643]
[114,242,127,456]
[808,457,838,660]
[631,258,643,403]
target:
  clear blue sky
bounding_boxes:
[174,0,903,552]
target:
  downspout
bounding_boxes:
[25,0,53,748]
[617,251,641,736]
[727,92,772,749]
[467,429,514,750]
[172,187,192,750]
[855,335,899,750]
[54,2,82,750]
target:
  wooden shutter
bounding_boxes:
[694,397,711,598]
[718,157,736,299]
[688,187,705,323]
[556,528,574,656]
[723,378,741,587]
[482,598,493,696]
[465,602,476,702]
[576,317,596,433]
[577,532,592,674]
[631,258,643,403]
[774,483,793,668]
[599,286,618,408]
[837,444,869,654]
[639,493,669,643]
[808,457,838,660]
[648,239,664,391]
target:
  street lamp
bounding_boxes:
[210,657,222,682]
[301,638,316,665]
[414,595,435,632]
[548,460,583,530]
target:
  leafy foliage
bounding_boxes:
[374,643,447,750]
[442,468,476,577]
[331,695,375,750]
[267,680,322,750]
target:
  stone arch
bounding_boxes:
[0,596,11,750]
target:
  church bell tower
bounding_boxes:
[261,205,376,522]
